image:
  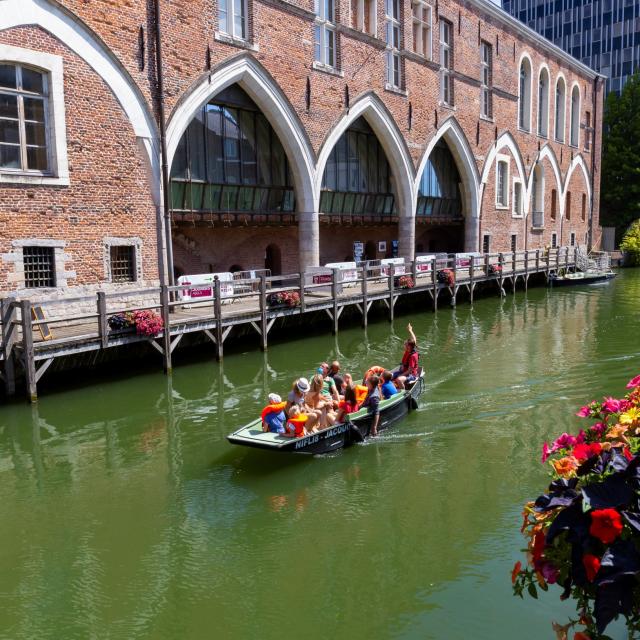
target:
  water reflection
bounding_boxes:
[0,271,638,639]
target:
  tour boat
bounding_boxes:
[227,369,425,455]
[548,271,617,287]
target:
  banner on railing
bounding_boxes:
[415,254,436,272]
[177,273,234,302]
[381,258,406,276]
[325,262,358,284]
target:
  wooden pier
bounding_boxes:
[0,247,579,402]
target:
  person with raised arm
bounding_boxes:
[392,323,419,390]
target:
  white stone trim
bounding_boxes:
[103,237,143,283]
[512,177,524,218]
[526,144,562,218]
[564,154,592,213]
[415,116,480,252]
[0,44,69,185]
[569,81,581,148]
[517,52,533,133]
[537,63,550,138]
[2,238,74,291]
[495,153,510,209]
[554,73,567,143]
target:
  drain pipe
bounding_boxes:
[154,0,175,286]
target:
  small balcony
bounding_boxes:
[531,211,544,228]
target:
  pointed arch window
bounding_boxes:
[570,85,580,147]
[537,68,549,137]
[518,57,531,132]
[555,77,566,143]
[416,140,462,219]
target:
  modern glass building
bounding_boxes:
[501,0,640,94]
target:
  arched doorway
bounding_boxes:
[415,140,465,253]
[265,244,282,275]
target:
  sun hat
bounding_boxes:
[268,393,282,403]
[296,377,310,393]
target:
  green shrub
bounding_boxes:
[620,219,640,266]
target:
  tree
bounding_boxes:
[620,219,640,265]
[600,70,640,241]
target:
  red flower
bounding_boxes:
[623,445,633,461]
[574,632,591,640]
[572,442,602,462]
[532,529,546,563]
[590,508,624,544]
[511,560,522,584]
[582,554,601,582]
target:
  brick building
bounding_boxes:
[0,0,603,295]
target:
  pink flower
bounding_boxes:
[540,561,558,584]
[576,405,592,417]
[602,397,623,414]
[590,422,606,437]
[542,442,553,463]
[576,429,586,444]
[553,432,578,450]
[627,375,640,389]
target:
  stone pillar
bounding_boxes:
[398,213,415,261]
[465,217,480,252]
[298,210,319,270]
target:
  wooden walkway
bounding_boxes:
[0,247,580,402]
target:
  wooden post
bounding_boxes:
[361,262,369,328]
[431,258,438,312]
[498,253,505,296]
[565,246,569,271]
[299,271,306,312]
[20,300,37,403]
[331,268,339,335]
[556,247,560,271]
[546,248,551,276]
[258,273,268,352]
[1,298,16,396]
[535,249,540,272]
[214,276,224,360]
[410,259,417,284]
[484,253,490,278]
[574,245,578,269]
[451,255,457,288]
[160,285,172,373]
[469,256,475,303]
[524,250,529,290]
[388,264,395,322]
[97,291,108,349]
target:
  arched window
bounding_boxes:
[555,77,566,142]
[570,85,580,147]
[565,190,571,221]
[0,63,49,172]
[320,117,395,216]
[416,140,462,218]
[518,57,532,131]
[537,67,549,137]
[170,85,295,216]
[531,163,544,227]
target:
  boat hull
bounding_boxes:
[549,272,617,287]
[227,371,425,455]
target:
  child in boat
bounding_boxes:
[262,393,287,434]
[317,363,340,403]
[285,405,308,438]
[393,323,419,389]
[381,370,399,399]
[328,361,341,379]
[361,375,381,437]
[336,384,359,422]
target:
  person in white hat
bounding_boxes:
[285,377,320,431]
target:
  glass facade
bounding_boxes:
[502,0,640,95]
[320,117,396,216]
[170,85,294,215]
[416,141,463,218]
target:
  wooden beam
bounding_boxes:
[170,333,183,354]
[97,291,108,349]
[35,358,53,383]
[215,276,225,359]
[361,263,369,328]
[160,285,172,373]
[20,300,37,403]
[1,298,16,396]
[258,274,267,352]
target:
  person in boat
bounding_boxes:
[306,374,337,430]
[317,363,340,403]
[336,384,359,422]
[262,393,287,434]
[361,374,381,437]
[328,361,341,379]
[333,374,345,397]
[393,323,419,390]
[284,405,309,438]
[285,377,321,431]
[381,370,399,399]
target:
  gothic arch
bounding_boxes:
[480,131,526,188]
[564,154,592,206]
[416,117,480,252]
[526,144,563,217]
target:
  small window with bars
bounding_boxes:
[511,234,517,253]
[23,246,55,288]
[482,234,490,254]
[110,245,137,283]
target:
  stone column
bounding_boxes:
[298,210,320,270]
[398,212,416,261]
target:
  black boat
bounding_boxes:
[227,368,425,455]
[549,271,617,286]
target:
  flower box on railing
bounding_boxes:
[266,291,301,308]
[107,310,163,337]
[436,269,455,286]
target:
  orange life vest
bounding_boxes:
[354,384,369,404]
[287,414,309,437]
[364,365,385,382]
[261,401,287,423]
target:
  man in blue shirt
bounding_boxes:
[381,370,398,400]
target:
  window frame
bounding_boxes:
[480,41,492,119]
[555,76,566,143]
[0,45,68,185]
[512,178,524,218]
[482,234,491,254]
[495,154,510,209]
[315,0,337,69]
[537,66,550,138]
[23,245,56,289]
[439,19,453,106]
[412,0,432,60]
[569,83,580,148]
[551,232,558,249]
[104,237,143,283]
[218,0,249,41]
[385,0,402,89]
[356,0,377,35]
[518,55,532,132]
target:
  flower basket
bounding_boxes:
[395,275,414,289]
[488,263,503,275]
[266,291,301,308]
[513,374,640,639]
[108,309,163,337]
[437,269,455,287]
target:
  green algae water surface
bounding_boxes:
[1,270,639,640]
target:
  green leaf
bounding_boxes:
[527,583,538,599]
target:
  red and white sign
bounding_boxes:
[177,273,234,301]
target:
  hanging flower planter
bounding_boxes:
[266,291,301,308]
[437,269,455,287]
[488,263,503,275]
[108,310,164,337]
[513,374,640,639]
[395,275,415,289]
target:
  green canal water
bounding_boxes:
[1,270,639,640]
